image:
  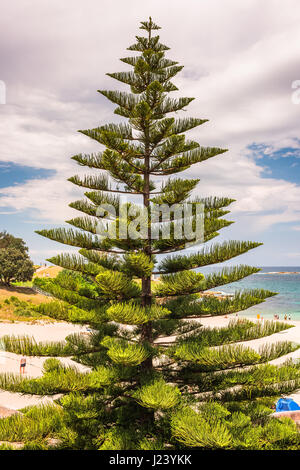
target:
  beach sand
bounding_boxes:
[0,321,90,411]
[155,315,300,402]
[199,315,300,366]
[0,315,299,411]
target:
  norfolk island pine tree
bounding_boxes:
[1,18,300,451]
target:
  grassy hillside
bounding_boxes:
[33,266,63,279]
[0,286,51,322]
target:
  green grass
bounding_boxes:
[12,281,34,288]
[0,296,51,321]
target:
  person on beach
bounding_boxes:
[20,357,26,374]
[284,314,287,321]
[288,314,291,321]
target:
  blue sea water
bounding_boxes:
[202,267,300,320]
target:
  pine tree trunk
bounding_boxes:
[140,144,153,371]
[139,22,154,368]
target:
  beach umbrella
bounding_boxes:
[276,398,300,412]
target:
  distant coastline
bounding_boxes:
[206,267,300,319]
[255,271,300,275]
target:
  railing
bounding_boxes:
[32,285,53,298]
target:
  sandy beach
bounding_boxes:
[0,321,90,410]
[199,316,300,365]
[0,315,299,411]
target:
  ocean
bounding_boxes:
[202,266,300,320]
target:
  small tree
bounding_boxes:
[0,232,34,286]
[0,19,299,450]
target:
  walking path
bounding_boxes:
[0,316,299,411]
[0,321,90,411]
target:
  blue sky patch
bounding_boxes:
[249,143,300,184]
[0,162,55,189]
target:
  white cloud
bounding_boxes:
[0,175,82,223]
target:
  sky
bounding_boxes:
[0,0,300,266]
